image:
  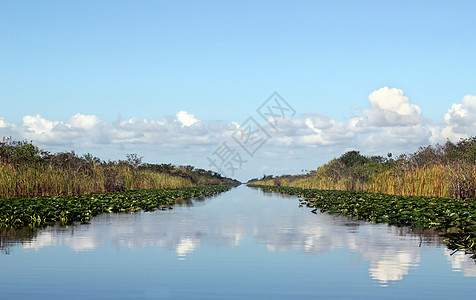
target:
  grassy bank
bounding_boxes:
[249,185,476,258]
[248,137,476,199]
[0,138,239,198]
[0,185,234,228]
[0,162,195,198]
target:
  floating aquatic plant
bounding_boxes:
[0,185,234,228]
[249,184,476,259]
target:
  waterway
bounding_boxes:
[0,186,474,299]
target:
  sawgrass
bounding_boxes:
[250,164,476,199]
[0,162,194,199]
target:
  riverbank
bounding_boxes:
[249,184,476,258]
[248,137,476,199]
[0,185,235,228]
[0,138,240,198]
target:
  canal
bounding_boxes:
[1,185,474,299]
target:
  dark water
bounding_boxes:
[1,186,475,299]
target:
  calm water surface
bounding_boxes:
[1,186,475,299]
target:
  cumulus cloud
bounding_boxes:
[440,95,476,141]
[366,87,422,126]
[361,124,432,151]
[303,113,334,132]
[110,114,214,147]
[369,87,421,116]
[261,88,428,152]
[176,111,199,127]
[22,114,82,145]
[262,113,356,148]
[345,87,431,151]
[69,113,106,131]
[0,117,10,128]
[69,113,110,144]
[305,91,475,151]
[0,117,16,137]
[0,111,231,149]
[1,89,476,161]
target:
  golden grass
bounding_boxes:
[366,165,449,197]
[0,163,194,199]
[251,164,476,198]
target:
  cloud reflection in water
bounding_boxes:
[5,187,475,284]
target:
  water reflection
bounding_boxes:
[1,186,475,286]
[1,227,39,255]
[445,249,476,277]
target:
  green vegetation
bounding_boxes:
[0,137,239,199]
[0,138,238,230]
[247,138,476,258]
[249,185,476,258]
[248,137,476,199]
[0,185,234,228]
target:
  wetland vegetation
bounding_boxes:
[249,185,476,258]
[247,137,476,258]
[248,137,476,199]
[0,138,238,229]
[0,185,234,228]
[0,137,239,199]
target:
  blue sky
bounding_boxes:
[1,0,475,181]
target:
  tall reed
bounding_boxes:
[366,165,450,197]
[0,162,194,199]
[251,164,476,199]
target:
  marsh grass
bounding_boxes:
[0,162,195,198]
[249,137,476,199]
[0,138,238,199]
[252,164,476,198]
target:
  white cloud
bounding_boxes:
[342,87,435,153]
[22,114,82,145]
[357,87,423,127]
[69,113,110,144]
[369,87,421,116]
[265,115,355,148]
[362,124,432,151]
[303,112,333,132]
[259,88,428,152]
[0,117,10,128]
[0,117,16,138]
[23,114,61,134]
[110,114,214,147]
[69,113,106,131]
[463,94,476,111]
[176,110,199,127]
[440,95,476,141]
[1,89,476,168]
[1,111,227,148]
